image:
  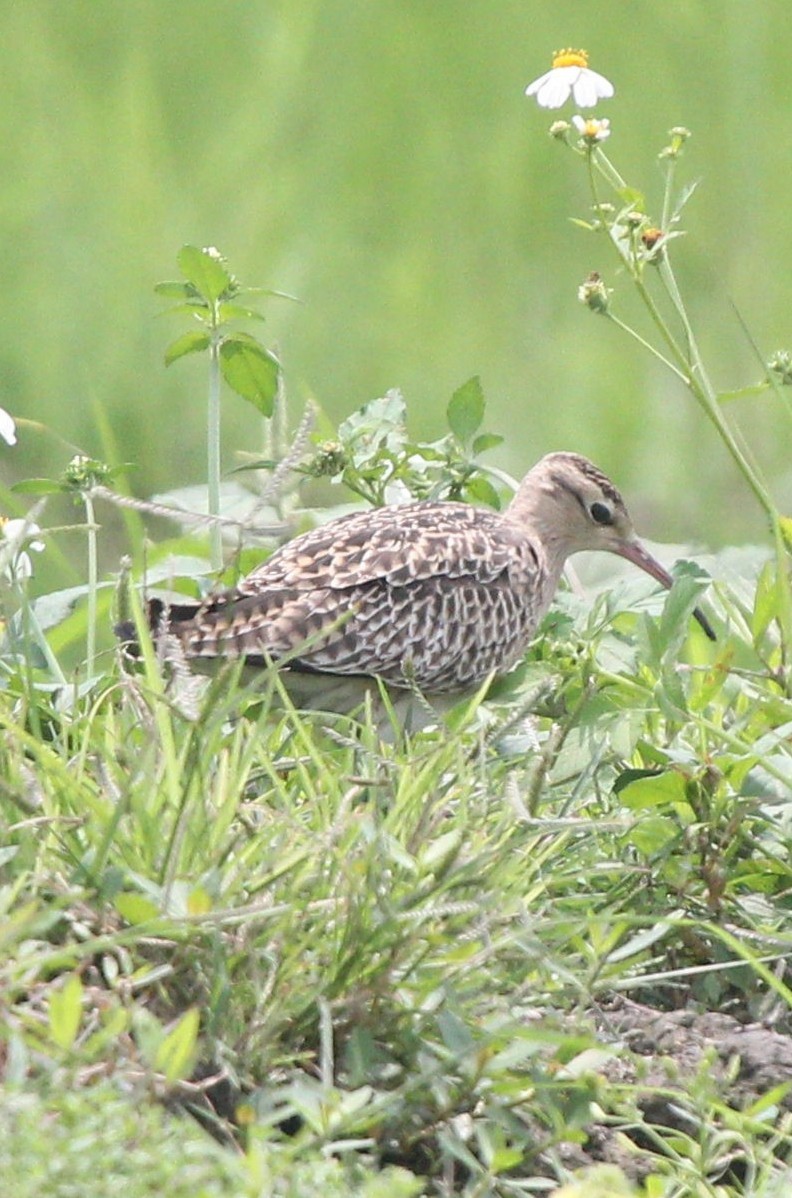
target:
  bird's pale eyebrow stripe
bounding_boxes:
[551,457,624,509]
[549,470,588,512]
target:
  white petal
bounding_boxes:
[572,69,615,108]
[571,114,586,132]
[524,69,552,97]
[0,406,16,446]
[534,69,576,109]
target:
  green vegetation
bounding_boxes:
[3,7,792,1195]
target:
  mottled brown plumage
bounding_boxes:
[136,453,714,714]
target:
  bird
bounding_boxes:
[122,452,714,726]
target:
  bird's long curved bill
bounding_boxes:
[616,541,716,641]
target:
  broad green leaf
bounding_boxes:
[154,280,194,299]
[217,302,266,324]
[155,1008,200,1083]
[617,770,687,810]
[49,974,83,1050]
[176,244,233,303]
[447,376,485,445]
[657,567,711,657]
[464,474,501,509]
[115,892,160,925]
[471,432,503,455]
[31,585,101,632]
[627,814,680,856]
[613,767,664,795]
[155,301,209,319]
[164,329,210,366]
[751,560,779,641]
[338,390,407,454]
[11,478,63,495]
[219,335,279,415]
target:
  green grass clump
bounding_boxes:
[2,543,792,1194]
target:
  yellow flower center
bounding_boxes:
[552,48,589,70]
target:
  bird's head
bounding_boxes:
[510,452,715,639]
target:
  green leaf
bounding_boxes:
[217,302,266,324]
[31,585,98,632]
[472,432,503,455]
[751,560,780,641]
[155,1008,200,1084]
[447,376,485,445]
[617,770,687,809]
[177,244,234,303]
[11,478,63,495]
[219,335,279,415]
[164,329,211,366]
[155,301,210,319]
[154,281,194,299]
[464,474,501,509]
[657,567,711,656]
[628,815,679,856]
[617,186,645,209]
[115,892,160,925]
[717,383,770,403]
[49,974,83,1051]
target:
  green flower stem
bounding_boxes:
[586,149,779,527]
[590,147,627,193]
[660,153,676,232]
[604,312,687,383]
[207,320,223,571]
[657,254,777,522]
[14,583,67,686]
[83,492,97,678]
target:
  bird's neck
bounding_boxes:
[504,479,576,586]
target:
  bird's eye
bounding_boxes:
[590,501,613,526]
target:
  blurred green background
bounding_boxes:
[1,0,790,569]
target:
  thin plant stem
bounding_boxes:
[13,583,68,686]
[660,153,676,232]
[586,148,778,526]
[604,312,687,383]
[207,319,223,571]
[83,492,97,678]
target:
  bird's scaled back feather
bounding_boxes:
[162,501,550,692]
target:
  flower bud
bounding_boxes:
[577,272,611,314]
[768,350,792,386]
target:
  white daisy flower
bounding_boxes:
[525,49,614,110]
[0,517,45,583]
[0,406,16,446]
[572,114,611,143]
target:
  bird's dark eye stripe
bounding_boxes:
[590,501,613,525]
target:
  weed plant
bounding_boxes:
[2,48,792,1198]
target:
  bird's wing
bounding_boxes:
[237,502,520,590]
[161,502,545,689]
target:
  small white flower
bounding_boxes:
[572,114,611,143]
[0,406,16,446]
[525,49,614,110]
[0,518,45,583]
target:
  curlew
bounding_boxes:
[125,453,714,724]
